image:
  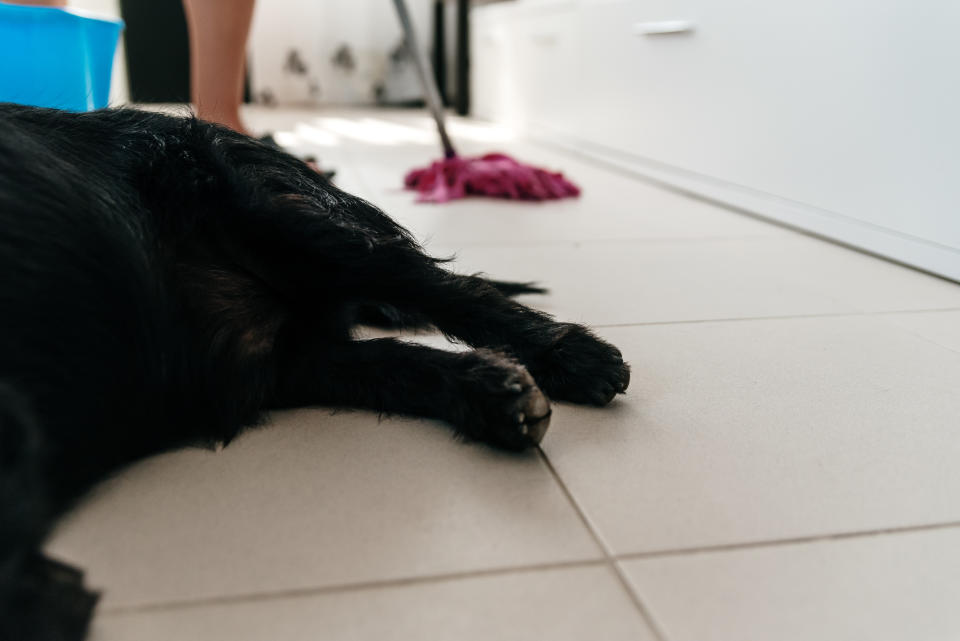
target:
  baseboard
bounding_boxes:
[536,133,960,284]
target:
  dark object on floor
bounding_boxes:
[393,0,580,203]
[0,104,629,641]
[258,133,336,182]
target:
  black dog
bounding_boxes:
[0,104,629,640]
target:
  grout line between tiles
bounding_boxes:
[591,307,960,330]
[535,448,669,641]
[891,332,960,357]
[616,518,960,562]
[871,314,960,358]
[98,559,608,617]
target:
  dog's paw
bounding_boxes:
[527,323,630,406]
[5,554,101,641]
[456,350,552,451]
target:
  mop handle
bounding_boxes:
[392,0,457,158]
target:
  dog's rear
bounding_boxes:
[0,107,170,497]
[0,110,169,640]
[0,384,100,641]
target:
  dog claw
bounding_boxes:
[515,412,526,424]
[508,383,523,393]
[525,413,550,445]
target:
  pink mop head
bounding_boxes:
[404,153,580,203]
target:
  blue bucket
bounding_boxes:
[0,1,124,111]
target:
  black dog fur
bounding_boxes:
[0,104,629,640]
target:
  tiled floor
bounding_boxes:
[47,108,960,640]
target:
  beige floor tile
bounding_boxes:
[91,565,654,641]
[620,527,960,641]
[368,192,776,250]
[542,316,960,554]
[332,144,784,247]
[430,236,960,326]
[47,410,601,608]
[783,236,960,313]
[880,309,960,354]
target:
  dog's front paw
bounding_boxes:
[527,324,630,406]
[456,350,552,451]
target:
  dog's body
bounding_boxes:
[0,104,629,640]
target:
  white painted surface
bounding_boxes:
[248,0,435,106]
[472,0,960,281]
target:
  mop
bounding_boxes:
[392,0,580,203]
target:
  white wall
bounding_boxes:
[249,0,434,105]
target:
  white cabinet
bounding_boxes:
[576,0,699,158]
[471,4,521,126]
[510,4,583,137]
[472,0,960,281]
[473,1,583,138]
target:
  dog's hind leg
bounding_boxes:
[342,263,630,407]
[428,278,631,407]
[348,281,544,331]
[273,336,551,450]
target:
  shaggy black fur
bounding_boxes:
[0,103,630,640]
